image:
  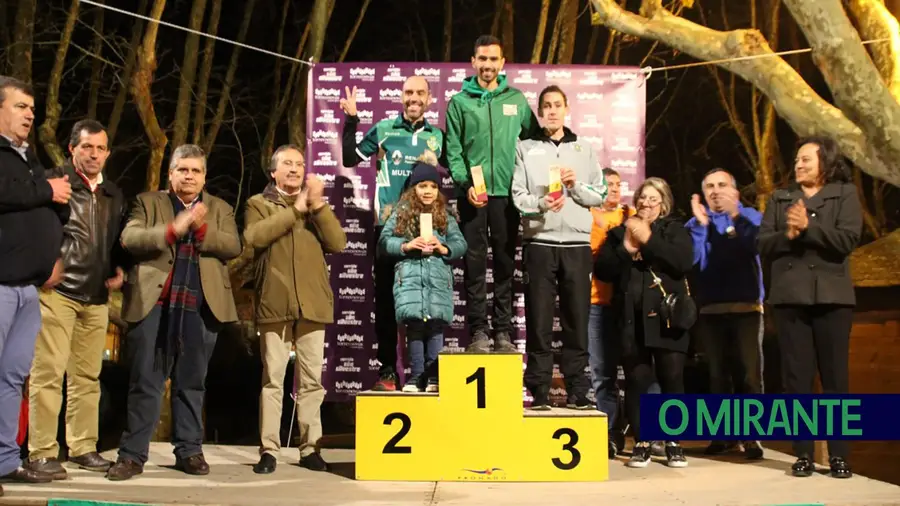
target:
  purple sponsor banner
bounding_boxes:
[306,63,647,402]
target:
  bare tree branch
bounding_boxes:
[172,0,208,149]
[339,0,372,62]
[845,0,900,102]
[11,0,36,82]
[132,0,169,192]
[557,0,579,64]
[546,0,567,64]
[109,0,149,143]
[87,1,106,120]
[39,0,79,168]
[443,0,453,61]
[191,0,222,145]
[589,0,900,186]
[531,0,551,63]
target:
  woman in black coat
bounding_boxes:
[758,136,861,479]
[595,177,694,469]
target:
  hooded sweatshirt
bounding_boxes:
[445,75,538,197]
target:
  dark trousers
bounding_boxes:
[118,304,218,465]
[522,244,592,399]
[374,234,399,375]
[459,196,519,335]
[625,348,686,443]
[773,305,853,459]
[696,312,764,395]
[405,319,444,386]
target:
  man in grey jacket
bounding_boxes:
[511,85,607,410]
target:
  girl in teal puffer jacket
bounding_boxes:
[379,162,467,392]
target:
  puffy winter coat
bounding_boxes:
[378,205,467,324]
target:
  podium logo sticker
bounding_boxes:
[460,468,506,481]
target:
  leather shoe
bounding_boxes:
[299,452,329,472]
[791,456,814,477]
[175,454,210,475]
[1,466,53,483]
[830,457,852,479]
[106,459,143,481]
[70,452,113,472]
[25,458,67,480]
[253,454,276,474]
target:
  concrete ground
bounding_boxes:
[1,443,898,506]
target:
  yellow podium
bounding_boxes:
[355,352,608,482]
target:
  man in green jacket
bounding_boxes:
[445,35,539,352]
[341,75,443,391]
[243,144,347,475]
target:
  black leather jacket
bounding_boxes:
[48,161,127,304]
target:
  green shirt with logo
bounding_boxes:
[355,116,443,225]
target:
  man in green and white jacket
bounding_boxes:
[445,34,539,353]
[511,85,607,410]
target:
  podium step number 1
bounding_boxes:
[356,352,609,482]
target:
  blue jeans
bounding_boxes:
[0,285,41,476]
[588,304,660,435]
[405,319,444,387]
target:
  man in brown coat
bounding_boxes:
[244,144,346,474]
[107,144,242,481]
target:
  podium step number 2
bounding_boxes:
[356,352,609,482]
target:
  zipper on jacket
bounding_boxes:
[488,101,495,195]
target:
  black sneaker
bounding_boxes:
[829,457,852,479]
[665,442,688,468]
[705,440,737,455]
[530,390,552,411]
[566,396,594,410]
[743,440,764,460]
[466,330,492,353]
[650,440,666,457]
[299,453,329,472]
[792,456,814,477]
[492,331,518,353]
[627,442,652,468]
[608,440,618,459]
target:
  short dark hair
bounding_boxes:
[795,136,851,184]
[69,119,107,148]
[473,35,503,55]
[602,168,620,179]
[0,75,34,105]
[538,85,568,108]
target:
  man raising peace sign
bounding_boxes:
[340,75,445,392]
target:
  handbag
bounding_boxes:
[648,267,697,331]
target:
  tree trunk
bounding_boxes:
[501,0,515,62]
[87,1,106,120]
[845,0,900,102]
[108,0,150,144]
[38,0,79,168]
[339,0,372,62]
[491,0,503,37]
[261,23,310,168]
[172,0,208,150]
[11,0,36,82]
[132,0,169,193]
[589,0,900,187]
[203,0,257,154]
[531,0,551,63]
[545,0,567,64]
[191,0,222,146]
[443,0,453,61]
[0,0,9,58]
[288,0,334,148]
[556,0,578,64]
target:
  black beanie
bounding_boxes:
[406,162,441,188]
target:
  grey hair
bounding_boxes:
[635,177,674,218]
[169,144,207,172]
[268,144,303,176]
[0,75,34,105]
[701,167,737,189]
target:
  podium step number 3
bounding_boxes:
[356,352,609,482]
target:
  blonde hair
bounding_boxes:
[417,149,438,166]
[634,177,674,218]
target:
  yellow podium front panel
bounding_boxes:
[438,352,524,481]
[516,409,609,481]
[355,391,441,481]
[355,352,609,482]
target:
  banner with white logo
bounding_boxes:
[306,63,646,402]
